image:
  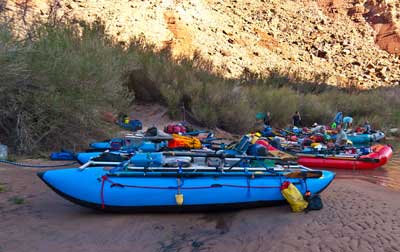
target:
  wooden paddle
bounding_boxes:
[284,170,323,179]
[269,150,297,161]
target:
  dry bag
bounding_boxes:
[281,181,308,212]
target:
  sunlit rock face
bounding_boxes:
[2,0,400,89]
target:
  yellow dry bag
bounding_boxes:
[281,181,308,212]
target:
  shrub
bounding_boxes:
[125,39,400,132]
[0,23,132,154]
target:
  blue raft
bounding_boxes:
[77,141,167,164]
[89,141,112,150]
[332,131,385,144]
[38,164,335,212]
[348,131,385,144]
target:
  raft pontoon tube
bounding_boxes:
[297,144,392,170]
[341,131,385,144]
[38,164,335,212]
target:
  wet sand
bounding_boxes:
[1,163,400,252]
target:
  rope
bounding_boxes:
[100,175,282,208]
[101,175,106,209]
[0,159,78,168]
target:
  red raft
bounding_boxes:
[297,144,392,170]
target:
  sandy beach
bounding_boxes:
[1,162,400,252]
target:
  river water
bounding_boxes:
[334,139,400,191]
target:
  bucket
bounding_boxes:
[0,144,8,160]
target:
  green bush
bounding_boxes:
[126,42,400,132]
[0,23,132,154]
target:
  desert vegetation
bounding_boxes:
[1,22,399,155]
[127,38,400,132]
[0,22,131,154]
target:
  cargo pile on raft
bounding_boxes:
[41,112,393,213]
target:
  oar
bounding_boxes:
[297,153,380,163]
[297,153,355,159]
[162,151,288,161]
[284,170,323,179]
[268,150,297,161]
[297,153,360,160]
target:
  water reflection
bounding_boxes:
[334,139,400,191]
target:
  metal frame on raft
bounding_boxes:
[108,166,320,179]
[79,161,310,171]
[78,161,322,180]
[79,151,299,171]
[80,151,297,168]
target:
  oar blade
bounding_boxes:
[284,170,323,179]
[269,150,297,161]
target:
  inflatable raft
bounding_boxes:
[89,132,173,151]
[297,144,392,170]
[89,140,111,150]
[76,141,164,164]
[336,131,385,144]
[38,160,335,212]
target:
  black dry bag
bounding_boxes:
[305,194,323,212]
